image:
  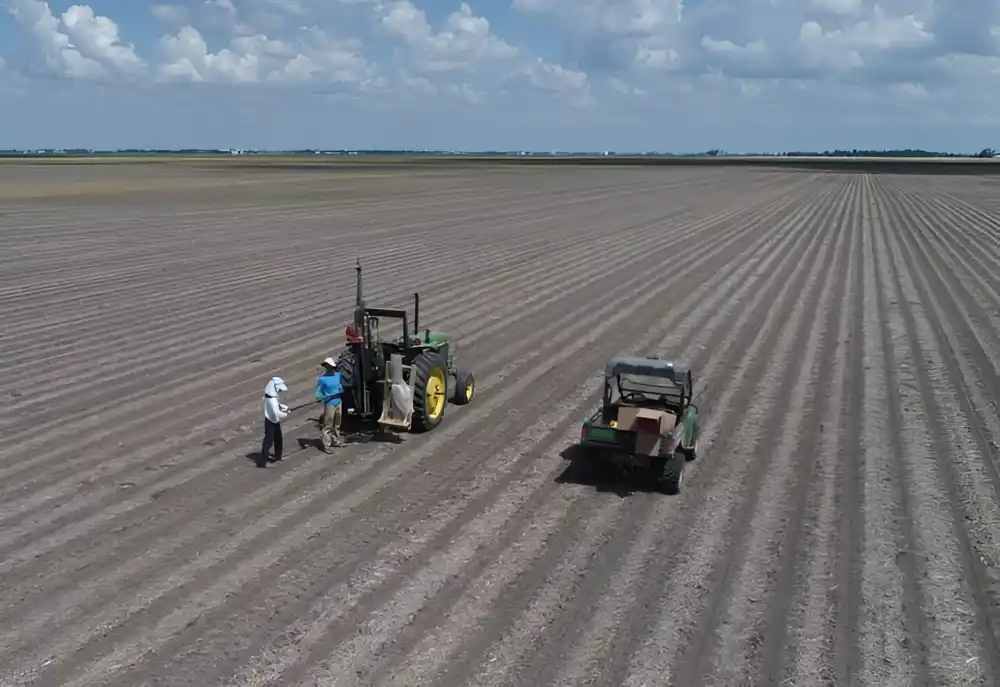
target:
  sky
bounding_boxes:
[1,0,999,152]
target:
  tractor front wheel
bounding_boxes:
[453,369,475,405]
[411,351,448,432]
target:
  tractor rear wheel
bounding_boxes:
[336,350,358,413]
[411,351,448,432]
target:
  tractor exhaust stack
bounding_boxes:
[354,257,365,329]
[413,292,420,337]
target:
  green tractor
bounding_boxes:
[333,258,475,433]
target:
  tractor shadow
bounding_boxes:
[555,445,662,498]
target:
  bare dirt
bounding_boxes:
[2,163,1000,686]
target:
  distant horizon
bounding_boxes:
[0,148,995,159]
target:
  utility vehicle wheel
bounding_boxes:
[411,351,448,432]
[453,369,475,405]
[657,453,684,495]
[682,437,699,462]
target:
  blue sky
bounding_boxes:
[2,0,999,152]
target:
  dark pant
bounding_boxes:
[260,419,283,466]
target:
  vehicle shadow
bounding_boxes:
[555,445,661,498]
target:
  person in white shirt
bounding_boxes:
[259,377,289,468]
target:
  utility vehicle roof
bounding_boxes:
[604,355,690,382]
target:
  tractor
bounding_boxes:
[332,258,475,433]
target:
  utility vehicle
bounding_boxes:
[577,355,699,494]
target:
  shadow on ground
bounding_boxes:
[241,415,410,469]
[555,445,663,498]
[244,451,281,467]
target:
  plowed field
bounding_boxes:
[3,164,1000,686]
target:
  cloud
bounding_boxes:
[4,0,1000,151]
[60,5,145,76]
[504,56,592,105]
[811,0,864,17]
[377,1,519,73]
[400,70,436,94]
[155,25,376,86]
[365,0,590,103]
[512,0,684,72]
[888,80,929,98]
[150,4,190,26]
[6,0,145,80]
[10,0,983,93]
[931,0,1000,56]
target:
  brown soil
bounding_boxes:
[2,164,999,686]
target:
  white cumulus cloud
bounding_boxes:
[377,1,519,72]
[155,25,375,86]
[6,0,145,80]
[4,0,1000,151]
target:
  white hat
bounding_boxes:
[267,376,287,393]
[321,357,338,368]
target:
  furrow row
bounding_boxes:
[1,172,732,289]
[873,178,1000,680]
[16,178,810,686]
[474,177,848,687]
[346,181,844,687]
[0,180,802,521]
[6,168,1000,687]
[0,195,755,595]
[3,174,796,391]
[0,175,693,332]
[620,174,853,687]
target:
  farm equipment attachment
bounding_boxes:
[332,258,475,434]
[576,355,700,494]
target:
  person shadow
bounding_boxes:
[244,412,409,468]
[244,451,280,466]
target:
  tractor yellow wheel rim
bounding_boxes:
[465,379,474,401]
[426,368,446,418]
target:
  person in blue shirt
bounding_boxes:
[315,357,344,451]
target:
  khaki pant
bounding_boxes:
[321,403,343,450]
